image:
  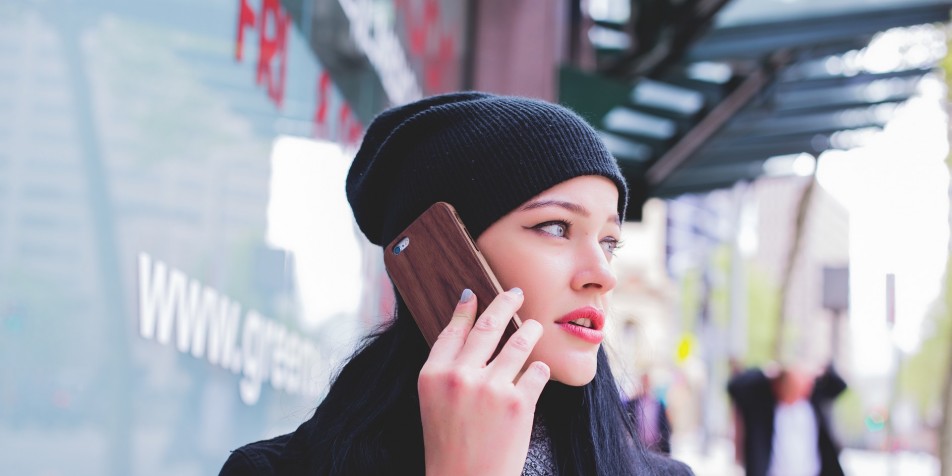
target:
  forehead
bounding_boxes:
[528,176,620,211]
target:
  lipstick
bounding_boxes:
[554,306,605,344]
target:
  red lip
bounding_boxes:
[555,306,605,344]
[556,306,605,330]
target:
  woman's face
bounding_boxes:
[476,175,621,385]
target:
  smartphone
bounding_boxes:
[384,202,521,349]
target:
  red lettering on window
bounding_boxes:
[256,0,289,107]
[339,105,352,144]
[425,35,453,92]
[235,0,289,108]
[235,0,257,61]
[338,104,364,148]
[347,119,363,148]
[313,72,331,138]
[396,0,456,93]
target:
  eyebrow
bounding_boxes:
[519,199,621,226]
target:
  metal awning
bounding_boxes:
[561,0,952,219]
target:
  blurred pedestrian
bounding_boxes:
[626,372,672,454]
[727,363,847,476]
[218,92,693,475]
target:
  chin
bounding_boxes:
[551,366,598,386]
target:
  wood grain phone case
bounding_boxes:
[384,202,521,348]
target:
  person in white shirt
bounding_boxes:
[728,363,847,476]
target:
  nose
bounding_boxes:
[569,239,617,293]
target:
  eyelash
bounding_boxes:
[533,220,570,238]
[603,237,624,256]
[528,220,624,256]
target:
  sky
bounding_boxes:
[816,76,950,377]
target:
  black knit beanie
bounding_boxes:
[346,91,629,247]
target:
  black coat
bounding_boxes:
[218,428,695,475]
[727,366,847,476]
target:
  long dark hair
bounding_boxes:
[278,297,658,475]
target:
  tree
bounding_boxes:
[939,26,952,475]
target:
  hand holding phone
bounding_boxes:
[389,203,550,474]
[418,292,549,475]
[384,202,520,347]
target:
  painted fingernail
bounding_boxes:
[460,288,474,303]
[509,287,523,296]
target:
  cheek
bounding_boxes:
[491,243,565,285]
[489,252,566,321]
[486,244,541,289]
[528,336,599,386]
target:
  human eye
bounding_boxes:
[601,236,624,256]
[531,220,569,238]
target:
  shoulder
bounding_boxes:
[814,365,847,400]
[218,433,293,476]
[645,451,696,475]
[727,368,769,396]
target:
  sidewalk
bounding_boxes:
[840,448,938,476]
[670,433,939,476]
[671,434,743,476]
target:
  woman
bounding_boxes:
[220,92,693,475]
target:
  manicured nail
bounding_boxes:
[460,288,474,303]
[509,287,523,296]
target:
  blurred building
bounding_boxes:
[749,175,850,368]
[1,1,460,474]
[652,173,854,473]
[608,199,678,388]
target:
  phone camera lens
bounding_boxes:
[393,237,410,255]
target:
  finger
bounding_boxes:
[427,288,478,363]
[515,360,550,402]
[456,288,523,366]
[487,319,543,380]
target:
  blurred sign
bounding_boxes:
[886,272,895,326]
[237,0,290,107]
[293,0,467,122]
[821,266,849,313]
[676,333,695,363]
[0,1,382,474]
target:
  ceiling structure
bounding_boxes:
[560,0,952,217]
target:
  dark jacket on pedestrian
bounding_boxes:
[727,366,846,476]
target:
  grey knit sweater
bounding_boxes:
[522,417,557,476]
